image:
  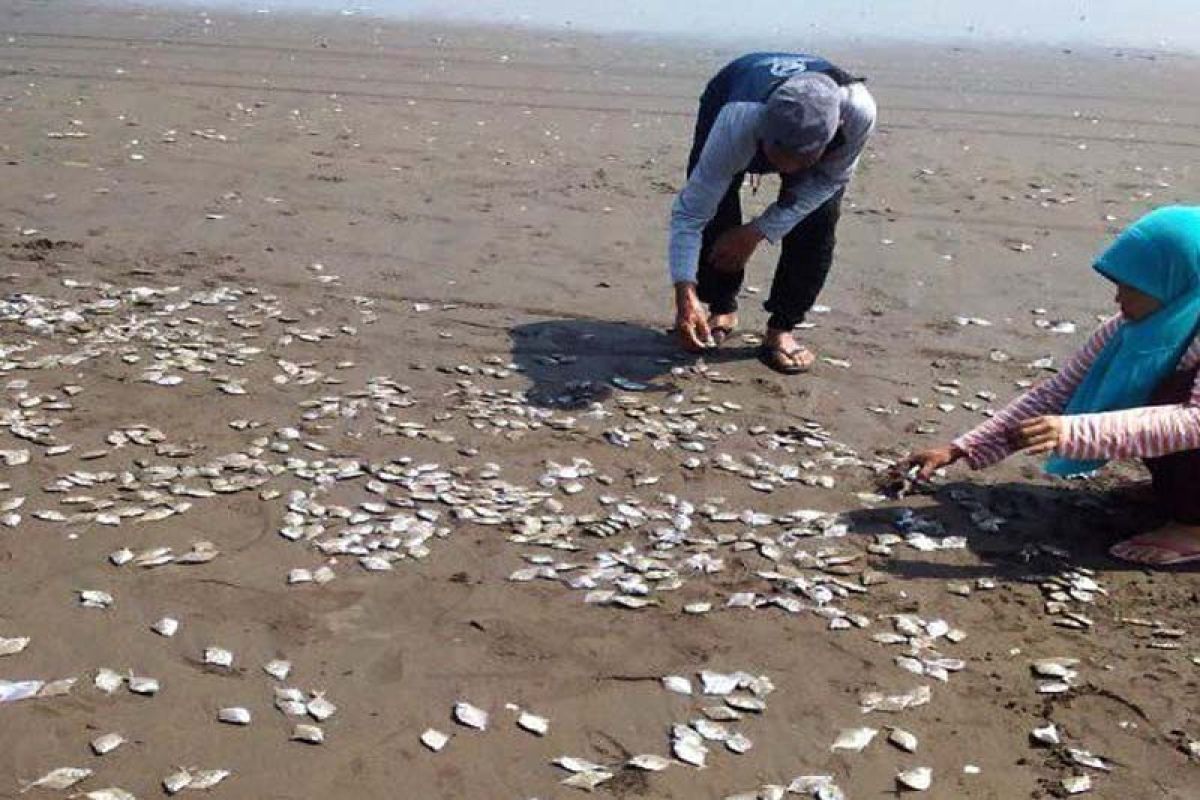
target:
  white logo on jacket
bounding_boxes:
[762,56,811,78]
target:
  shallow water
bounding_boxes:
[100,0,1200,53]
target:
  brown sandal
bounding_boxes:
[758,343,814,374]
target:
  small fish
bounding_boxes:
[79,590,114,609]
[420,729,449,752]
[1061,775,1092,795]
[897,766,932,791]
[0,636,30,657]
[888,728,919,753]
[20,767,93,792]
[453,702,488,731]
[661,675,692,695]
[291,724,324,745]
[203,647,234,668]
[627,754,671,771]
[263,660,292,681]
[307,693,337,722]
[163,769,193,795]
[151,617,179,637]
[1030,723,1060,746]
[90,733,126,756]
[831,727,877,753]
[218,707,252,725]
[94,669,124,694]
[128,676,160,696]
[554,757,606,774]
[517,711,548,736]
[562,770,614,790]
[188,769,231,790]
[83,789,137,800]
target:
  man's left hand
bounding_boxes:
[1012,415,1066,455]
[708,224,765,273]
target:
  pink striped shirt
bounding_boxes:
[954,315,1200,469]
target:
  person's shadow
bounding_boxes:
[844,477,1198,581]
[508,319,688,409]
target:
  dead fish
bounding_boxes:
[94,668,124,694]
[726,695,766,713]
[218,707,252,725]
[1068,748,1111,772]
[420,729,449,752]
[562,770,614,791]
[0,636,30,656]
[787,775,841,798]
[627,754,671,771]
[151,617,179,637]
[291,724,324,745]
[1062,775,1092,794]
[692,718,730,742]
[307,693,337,722]
[1031,724,1060,746]
[453,702,488,731]
[555,756,607,774]
[128,676,160,696]
[82,789,137,800]
[517,711,549,736]
[831,727,877,752]
[79,589,114,609]
[163,769,193,795]
[725,732,753,754]
[702,706,741,722]
[203,647,234,668]
[188,769,231,790]
[672,727,708,768]
[896,766,932,791]
[1031,657,1079,679]
[20,767,93,792]
[90,733,126,756]
[263,660,292,681]
[888,728,919,753]
[699,671,741,696]
[662,675,693,695]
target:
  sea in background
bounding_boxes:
[93,0,1200,53]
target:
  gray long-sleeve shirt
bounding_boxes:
[668,82,876,284]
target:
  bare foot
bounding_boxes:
[708,312,738,345]
[1109,522,1200,566]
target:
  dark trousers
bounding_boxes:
[1145,365,1200,524]
[685,106,842,332]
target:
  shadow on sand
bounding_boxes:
[508,318,678,408]
[845,478,1198,580]
[508,318,769,409]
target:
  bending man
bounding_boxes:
[668,52,876,373]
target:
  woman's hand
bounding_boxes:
[905,444,965,479]
[1012,415,1066,455]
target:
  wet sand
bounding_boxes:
[0,2,1198,798]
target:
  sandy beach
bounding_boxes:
[0,2,1198,797]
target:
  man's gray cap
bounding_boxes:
[763,72,842,156]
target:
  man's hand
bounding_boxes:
[708,224,765,273]
[674,283,714,352]
[1012,415,1066,455]
[904,444,965,480]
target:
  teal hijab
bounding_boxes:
[1046,206,1200,477]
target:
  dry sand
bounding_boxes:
[0,2,1198,798]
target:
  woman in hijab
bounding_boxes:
[908,206,1200,567]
